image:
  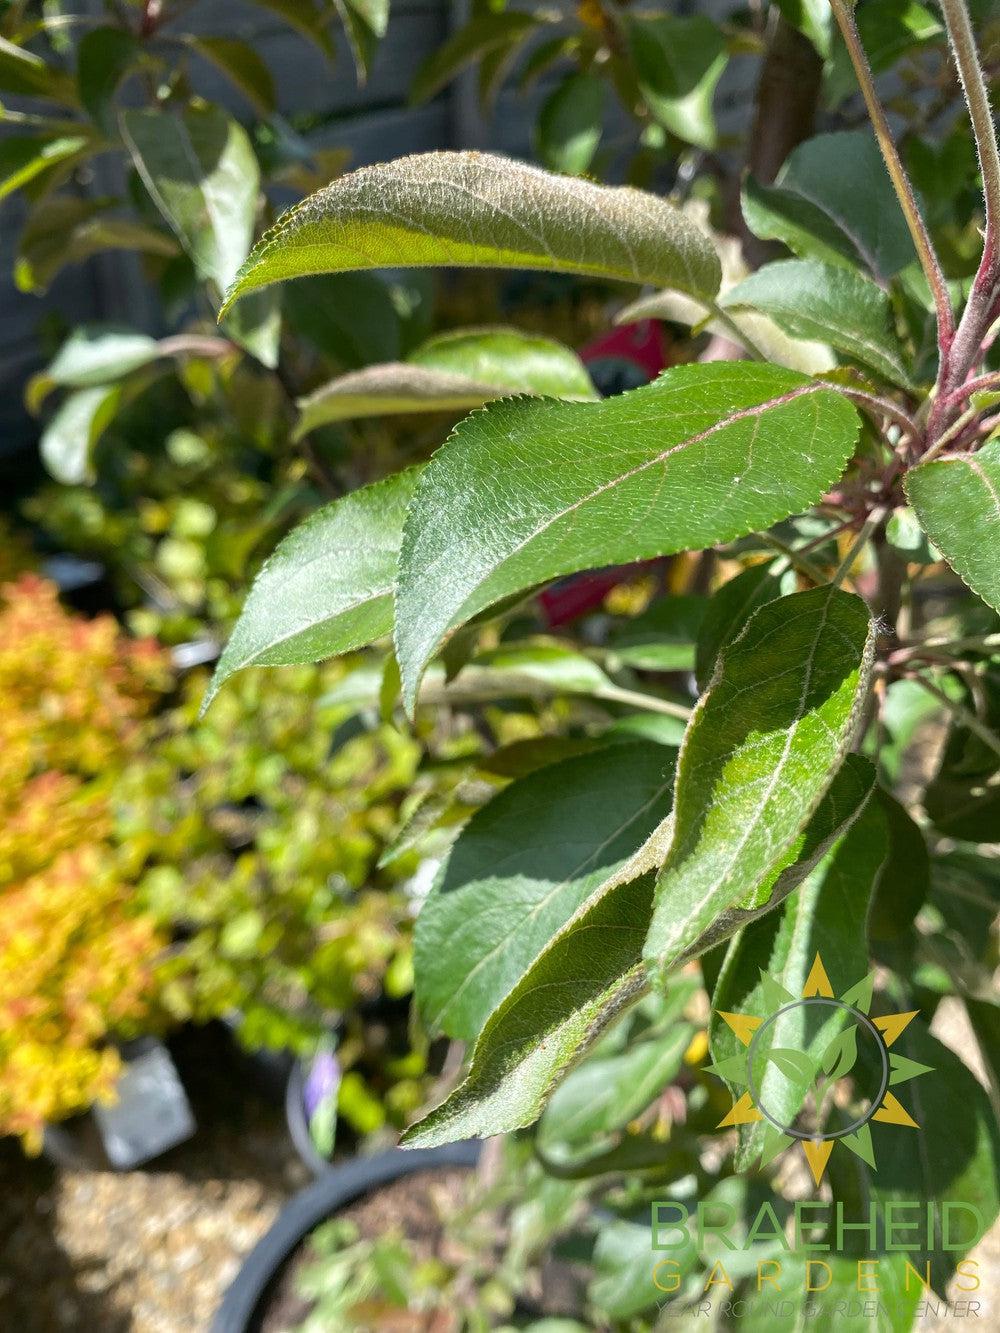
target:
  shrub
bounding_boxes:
[0,576,168,1149]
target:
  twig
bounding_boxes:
[831,506,887,588]
[829,0,955,349]
[705,301,767,361]
[921,401,983,462]
[933,0,1000,424]
[595,684,693,722]
[758,534,828,586]
[839,388,923,445]
[906,672,1000,760]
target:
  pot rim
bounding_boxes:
[211,1140,481,1333]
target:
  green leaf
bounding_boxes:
[906,440,1000,612]
[734,1254,923,1332]
[320,642,627,715]
[121,106,259,295]
[411,327,596,398]
[534,72,604,176]
[402,873,653,1147]
[204,468,420,710]
[283,272,401,367]
[695,563,796,691]
[839,1022,999,1293]
[15,197,178,294]
[40,384,124,484]
[188,37,276,115]
[775,0,833,56]
[395,363,860,712]
[77,26,138,133]
[709,790,886,1168]
[591,1217,694,1320]
[407,756,874,1149]
[410,12,540,105]
[221,287,281,369]
[742,131,917,280]
[415,742,675,1041]
[0,34,78,103]
[625,14,727,151]
[26,325,158,410]
[251,0,336,59]
[0,134,91,204]
[219,151,722,316]
[868,790,929,947]
[538,986,695,1155]
[644,586,876,986]
[609,595,707,673]
[334,0,390,83]
[722,259,915,389]
[294,327,596,433]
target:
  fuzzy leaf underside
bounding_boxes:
[220,151,722,314]
[644,585,876,985]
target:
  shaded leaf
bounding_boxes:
[220,151,722,316]
[723,259,914,388]
[410,12,540,105]
[188,37,276,115]
[15,196,178,293]
[609,594,707,673]
[205,468,420,709]
[252,0,336,59]
[283,272,401,367]
[77,26,137,132]
[841,1022,999,1293]
[743,131,916,280]
[626,14,727,150]
[401,873,653,1147]
[334,0,389,83]
[395,362,859,711]
[122,106,259,294]
[535,72,604,176]
[906,440,1000,613]
[710,789,886,1168]
[644,586,875,986]
[0,34,78,103]
[695,563,795,690]
[415,742,675,1041]
[295,326,595,432]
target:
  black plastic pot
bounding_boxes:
[212,1141,481,1333]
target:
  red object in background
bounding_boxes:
[538,322,672,628]
[578,319,671,395]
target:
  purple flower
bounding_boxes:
[302,1047,341,1120]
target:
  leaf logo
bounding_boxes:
[707,953,933,1185]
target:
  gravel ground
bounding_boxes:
[0,1025,310,1333]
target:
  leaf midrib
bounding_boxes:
[437,381,824,661]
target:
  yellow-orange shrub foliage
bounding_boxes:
[0,576,169,1149]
